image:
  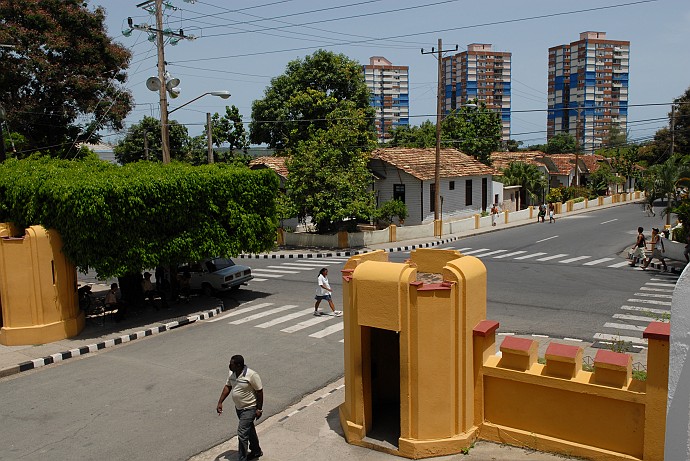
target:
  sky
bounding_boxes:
[91,0,690,148]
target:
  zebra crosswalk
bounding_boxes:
[436,246,632,268]
[207,302,344,341]
[250,258,350,283]
[593,272,676,348]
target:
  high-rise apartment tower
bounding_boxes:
[363,56,410,143]
[442,44,511,141]
[548,31,630,153]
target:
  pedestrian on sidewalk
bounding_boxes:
[538,203,546,223]
[105,282,127,322]
[314,268,341,316]
[641,227,668,271]
[491,203,499,226]
[548,203,556,223]
[217,355,264,461]
[629,226,647,267]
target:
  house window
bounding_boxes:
[465,180,472,206]
[393,184,405,203]
[449,181,455,190]
[494,194,499,205]
[430,183,436,212]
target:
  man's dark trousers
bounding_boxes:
[236,407,261,461]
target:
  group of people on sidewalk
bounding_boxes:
[629,226,668,271]
[536,203,556,223]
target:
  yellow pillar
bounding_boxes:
[642,322,670,461]
[0,225,84,345]
[388,224,397,243]
[474,214,480,229]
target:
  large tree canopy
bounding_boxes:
[285,103,376,233]
[0,157,279,278]
[250,49,374,149]
[0,0,133,157]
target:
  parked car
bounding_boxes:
[178,257,253,295]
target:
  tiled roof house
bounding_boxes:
[369,148,495,225]
[249,156,289,187]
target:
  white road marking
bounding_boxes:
[494,250,527,259]
[206,303,274,322]
[559,256,591,264]
[252,268,298,274]
[251,278,268,282]
[309,322,344,338]
[600,219,618,224]
[457,247,473,252]
[627,298,671,306]
[246,272,283,278]
[230,305,299,325]
[633,292,673,299]
[254,309,313,328]
[608,261,632,268]
[267,265,312,271]
[650,277,679,282]
[613,313,668,323]
[644,282,676,288]
[459,248,491,255]
[583,257,615,266]
[621,305,670,315]
[640,287,674,292]
[471,249,508,258]
[536,253,569,261]
[280,262,330,268]
[281,315,333,333]
[593,333,647,345]
[535,235,559,243]
[603,322,647,332]
[514,252,547,260]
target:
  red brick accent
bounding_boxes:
[594,350,630,369]
[473,320,499,337]
[643,322,670,341]
[409,281,423,287]
[416,283,452,291]
[500,336,535,354]
[545,343,580,361]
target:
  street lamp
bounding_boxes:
[167,91,230,115]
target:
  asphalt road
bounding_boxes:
[0,201,678,461]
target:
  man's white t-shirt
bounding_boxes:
[226,367,262,409]
[316,274,330,296]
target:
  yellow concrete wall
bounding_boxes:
[474,322,670,461]
[0,225,83,345]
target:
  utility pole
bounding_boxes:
[153,0,170,164]
[0,104,6,162]
[422,39,457,237]
[143,129,149,160]
[670,104,676,158]
[207,112,214,164]
[128,1,197,164]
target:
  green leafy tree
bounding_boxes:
[250,50,374,149]
[603,123,627,148]
[388,121,436,148]
[0,157,279,278]
[599,145,639,192]
[374,199,408,226]
[207,105,250,163]
[545,187,563,204]
[546,133,581,154]
[505,139,523,152]
[498,162,547,209]
[285,104,376,233]
[587,163,617,197]
[114,116,190,164]
[0,0,133,157]
[441,100,502,165]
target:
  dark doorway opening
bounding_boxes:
[365,327,401,449]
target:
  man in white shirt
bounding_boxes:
[217,355,264,460]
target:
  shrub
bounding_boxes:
[374,199,408,226]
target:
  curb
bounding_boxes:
[3,305,222,378]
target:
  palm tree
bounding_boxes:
[644,155,690,225]
[499,162,548,210]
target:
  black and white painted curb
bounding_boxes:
[626,253,684,274]
[238,235,465,260]
[10,306,222,376]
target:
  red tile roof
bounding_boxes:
[490,151,547,172]
[370,148,494,180]
[249,156,289,178]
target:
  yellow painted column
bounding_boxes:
[642,322,670,461]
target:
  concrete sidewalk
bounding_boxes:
[189,377,586,461]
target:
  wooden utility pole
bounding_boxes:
[154,0,171,164]
[143,129,149,160]
[207,112,214,164]
[422,39,457,237]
